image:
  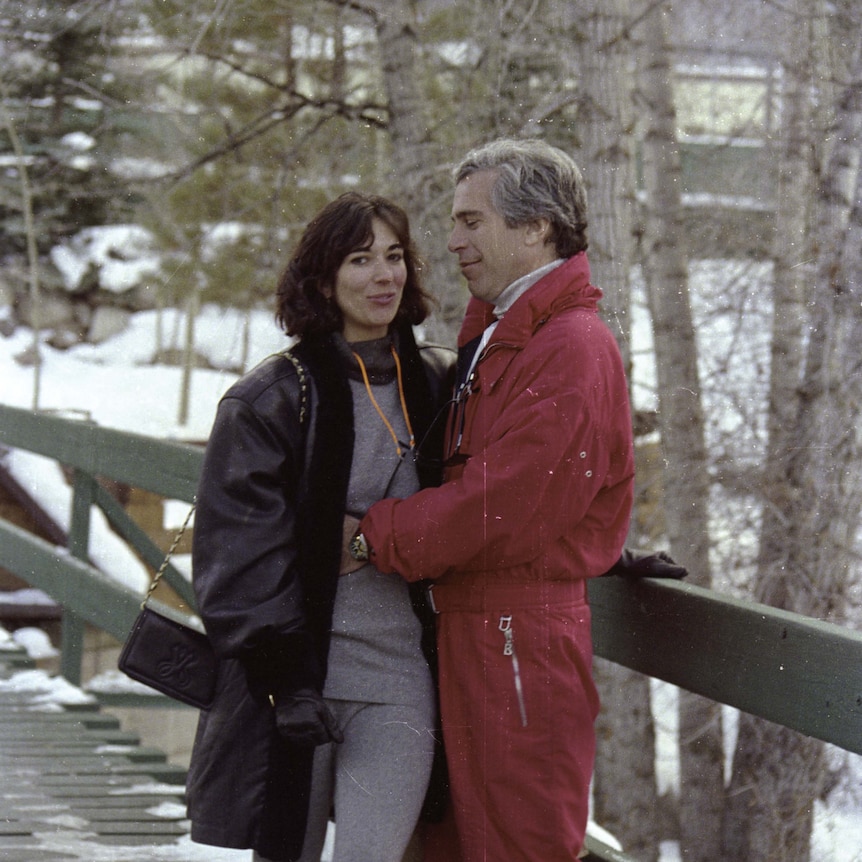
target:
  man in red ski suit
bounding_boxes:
[345,138,635,860]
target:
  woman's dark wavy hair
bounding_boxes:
[275,192,432,337]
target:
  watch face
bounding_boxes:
[350,533,368,561]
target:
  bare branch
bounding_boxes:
[156,94,387,186]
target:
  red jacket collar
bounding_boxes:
[457,252,601,347]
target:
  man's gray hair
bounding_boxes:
[453,138,588,258]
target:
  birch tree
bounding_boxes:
[720,15,820,857]
[566,3,664,858]
[0,81,43,409]
[633,3,722,859]
[723,3,862,857]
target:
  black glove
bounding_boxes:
[602,548,688,579]
[273,688,344,747]
[241,635,341,746]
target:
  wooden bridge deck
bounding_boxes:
[0,646,191,861]
[0,645,627,862]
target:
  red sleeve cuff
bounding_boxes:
[360,498,398,575]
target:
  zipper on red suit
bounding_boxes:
[498,615,528,727]
[445,340,518,465]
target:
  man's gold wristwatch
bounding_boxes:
[349,531,369,562]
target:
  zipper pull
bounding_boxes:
[499,615,514,655]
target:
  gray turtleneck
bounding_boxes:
[322,336,433,705]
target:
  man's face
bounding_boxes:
[448,169,540,304]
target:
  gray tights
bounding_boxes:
[253,698,436,862]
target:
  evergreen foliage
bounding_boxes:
[0,1,136,264]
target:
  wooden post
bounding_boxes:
[62,470,97,684]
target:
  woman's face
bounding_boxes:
[328,218,407,343]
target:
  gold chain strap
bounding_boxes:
[283,350,309,426]
[141,500,197,609]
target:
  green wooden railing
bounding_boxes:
[2,402,862,861]
[0,403,202,682]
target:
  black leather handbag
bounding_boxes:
[118,503,218,709]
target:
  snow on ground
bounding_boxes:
[0,665,95,709]
[51,225,162,294]
[1,304,287,440]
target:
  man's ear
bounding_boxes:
[524,217,551,247]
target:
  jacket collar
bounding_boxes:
[492,258,565,318]
[457,252,601,348]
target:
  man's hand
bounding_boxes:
[340,515,364,575]
[602,549,688,579]
[273,689,344,747]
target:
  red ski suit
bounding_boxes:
[361,252,635,861]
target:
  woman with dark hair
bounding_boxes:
[186,192,453,862]
[275,192,430,337]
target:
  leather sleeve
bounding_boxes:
[192,356,316,686]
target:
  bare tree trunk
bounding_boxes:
[572,0,639,366]
[592,661,661,861]
[366,0,463,344]
[724,7,862,856]
[634,4,723,859]
[571,3,661,858]
[178,276,201,427]
[369,3,435,197]
[0,80,43,409]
